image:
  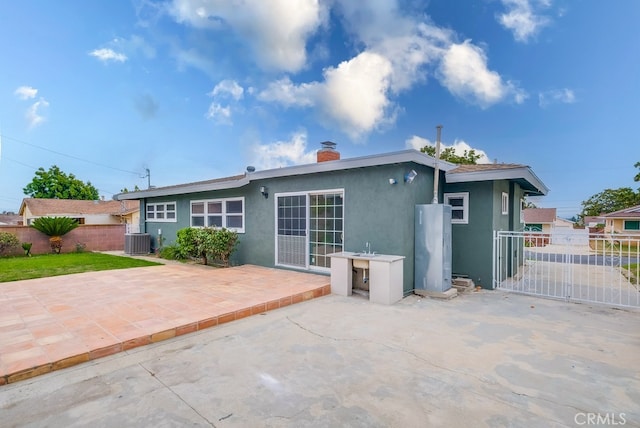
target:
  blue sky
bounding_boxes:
[1,1,639,218]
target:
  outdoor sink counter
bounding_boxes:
[327,251,405,305]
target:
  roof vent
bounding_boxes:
[317,141,340,162]
[246,166,256,173]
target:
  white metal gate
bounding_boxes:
[494,230,640,308]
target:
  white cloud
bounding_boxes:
[497,0,551,43]
[406,135,432,151]
[205,80,245,124]
[405,135,492,164]
[258,77,318,107]
[26,98,50,128]
[334,2,451,93]
[538,88,576,107]
[210,80,244,101]
[205,103,232,124]
[169,0,327,72]
[251,131,316,169]
[174,46,216,76]
[259,52,395,139]
[113,35,157,59]
[14,86,38,100]
[89,48,128,63]
[437,41,526,108]
[319,52,394,139]
[171,1,530,137]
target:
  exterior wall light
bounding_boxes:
[260,186,269,198]
[404,169,418,183]
[389,178,397,185]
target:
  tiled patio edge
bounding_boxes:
[0,284,331,386]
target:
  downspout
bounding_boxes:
[432,125,442,204]
[142,198,147,233]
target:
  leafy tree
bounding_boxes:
[23,165,99,200]
[580,188,640,218]
[31,216,79,253]
[635,161,640,182]
[420,146,482,165]
[120,185,141,193]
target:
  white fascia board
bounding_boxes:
[115,149,453,200]
[446,167,549,196]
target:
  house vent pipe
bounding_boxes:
[432,125,442,204]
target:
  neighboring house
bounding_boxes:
[0,214,22,225]
[523,208,581,245]
[19,198,140,230]
[601,205,640,235]
[584,215,605,229]
[553,217,575,229]
[523,208,556,233]
[115,143,548,292]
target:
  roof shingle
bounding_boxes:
[20,198,139,216]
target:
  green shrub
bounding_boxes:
[175,227,239,266]
[210,228,239,267]
[31,216,78,253]
[22,242,32,256]
[158,244,187,261]
[0,232,20,256]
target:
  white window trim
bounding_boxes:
[502,192,509,215]
[146,202,177,223]
[190,197,245,233]
[273,188,345,272]
[444,192,469,224]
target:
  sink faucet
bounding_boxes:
[365,241,371,254]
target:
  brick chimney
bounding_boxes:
[317,141,340,162]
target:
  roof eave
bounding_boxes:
[115,176,251,200]
[114,149,456,200]
[446,166,549,196]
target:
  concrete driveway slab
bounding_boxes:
[1,292,638,427]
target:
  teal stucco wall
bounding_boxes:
[444,179,527,289]
[140,161,438,295]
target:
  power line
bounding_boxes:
[0,133,143,176]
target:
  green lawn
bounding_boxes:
[0,252,162,283]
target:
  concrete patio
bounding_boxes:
[0,262,330,385]
[1,287,638,427]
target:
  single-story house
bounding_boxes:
[584,215,605,230]
[0,214,22,225]
[115,142,548,292]
[19,198,140,230]
[523,208,556,233]
[553,217,575,229]
[601,205,640,235]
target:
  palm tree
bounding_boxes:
[31,216,79,253]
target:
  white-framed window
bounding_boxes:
[146,202,177,222]
[190,197,245,233]
[444,192,469,224]
[502,192,509,215]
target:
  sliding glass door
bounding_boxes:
[276,190,343,270]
